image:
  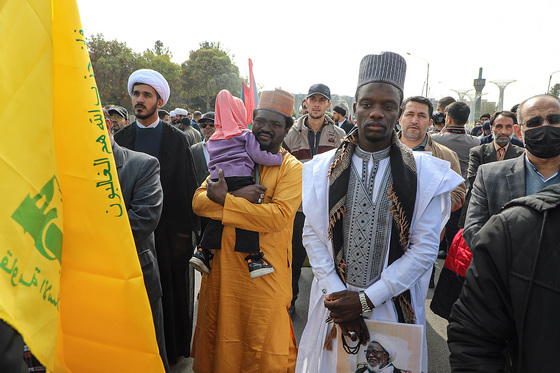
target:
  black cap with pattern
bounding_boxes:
[357,52,407,92]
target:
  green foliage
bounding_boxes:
[87,34,142,109]
[548,83,560,98]
[140,42,184,110]
[180,42,242,112]
[87,36,243,114]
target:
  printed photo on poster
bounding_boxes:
[336,320,423,373]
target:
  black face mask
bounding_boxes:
[524,125,560,159]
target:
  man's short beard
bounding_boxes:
[309,113,323,120]
[495,135,511,146]
[403,128,424,142]
[135,105,158,120]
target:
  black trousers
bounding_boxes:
[291,211,307,306]
[198,176,260,254]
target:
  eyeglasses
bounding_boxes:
[365,349,387,356]
[199,122,215,128]
[523,114,560,128]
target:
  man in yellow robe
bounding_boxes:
[191,88,302,372]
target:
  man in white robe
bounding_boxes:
[296,52,463,373]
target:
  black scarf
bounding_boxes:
[327,128,418,323]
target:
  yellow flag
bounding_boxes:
[0,0,164,371]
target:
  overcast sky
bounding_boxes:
[77,0,559,113]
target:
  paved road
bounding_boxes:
[172,258,451,372]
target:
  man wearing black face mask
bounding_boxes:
[463,94,560,248]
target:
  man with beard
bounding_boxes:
[333,105,355,134]
[114,69,199,365]
[466,111,525,190]
[283,83,345,318]
[296,52,462,373]
[190,89,301,371]
[356,336,408,373]
[463,94,560,248]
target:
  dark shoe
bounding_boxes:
[438,250,447,259]
[189,247,213,274]
[245,252,274,279]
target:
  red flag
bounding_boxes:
[245,59,258,125]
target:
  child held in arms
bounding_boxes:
[189,89,284,279]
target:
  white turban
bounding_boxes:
[128,69,170,107]
[175,108,188,116]
[370,334,397,362]
[170,111,176,117]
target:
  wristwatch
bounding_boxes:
[359,291,373,317]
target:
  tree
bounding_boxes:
[87,34,142,108]
[141,41,184,110]
[180,42,242,112]
[548,83,560,98]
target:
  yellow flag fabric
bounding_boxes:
[0,0,164,371]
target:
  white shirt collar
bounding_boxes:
[136,118,160,129]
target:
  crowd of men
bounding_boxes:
[7,51,560,373]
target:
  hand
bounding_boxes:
[231,184,267,204]
[206,169,228,206]
[324,290,363,324]
[338,319,370,345]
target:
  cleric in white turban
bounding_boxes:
[127,68,170,107]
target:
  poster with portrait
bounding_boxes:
[336,320,423,373]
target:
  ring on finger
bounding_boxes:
[257,197,262,204]
[348,331,357,338]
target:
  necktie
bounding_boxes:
[497,147,506,161]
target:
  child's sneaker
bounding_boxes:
[189,247,213,274]
[245,252,274,279]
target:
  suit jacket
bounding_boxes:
[463,155,526,248]
[113,142,163,302]
[191,141,210,187]
[112,142,168,370]
[339,119,355,134]
[467,142,525,187]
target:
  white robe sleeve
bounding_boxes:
[302,218,347,295]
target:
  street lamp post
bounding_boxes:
[547,70,560,93]
[407,52,429,98]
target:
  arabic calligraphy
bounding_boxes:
[96,134,112,154]
[93,158,123,216]
[0,251,59,310]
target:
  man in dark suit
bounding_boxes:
[104,108,168,371]
[190,112,215,187]
[332,105,354,134]
[463,94,560,248]
[114,69,199,365]
[467,111,525,189]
